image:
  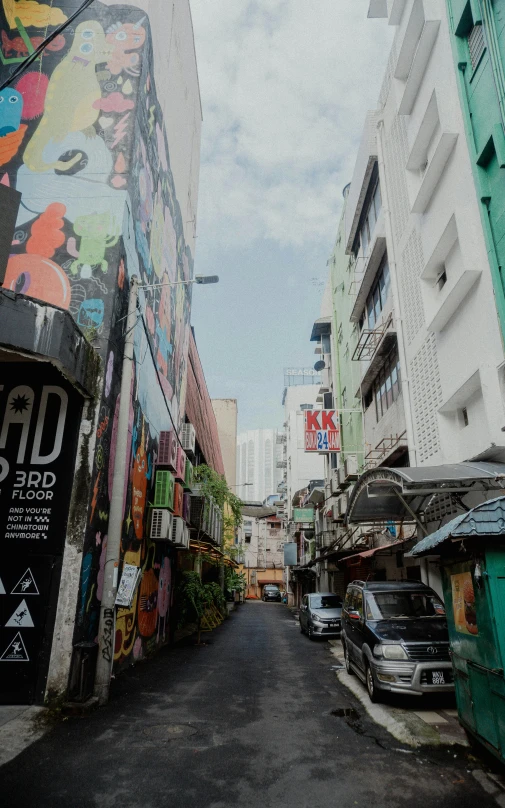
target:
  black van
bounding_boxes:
[341,580,454,702]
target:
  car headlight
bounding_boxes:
[381,644,408,660]
[311,615,324,624]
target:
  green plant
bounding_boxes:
[203,581,226,611]
[193,465,242,528]
[224,568,246,597]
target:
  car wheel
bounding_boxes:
[365,662,382,703]
[343,641,353,675]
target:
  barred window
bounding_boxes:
[468,24,485,70]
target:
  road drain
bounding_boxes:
[142,724,198,741]
[331,707,359,719]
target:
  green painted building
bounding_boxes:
[446,0,505,342]
[329,187,365,469]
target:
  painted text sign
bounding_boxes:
[304,409,340,453]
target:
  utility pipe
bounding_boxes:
[94,276,138,705]
[375,118,418,468]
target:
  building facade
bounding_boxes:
[236,429,283,503]
[237,505,285,598]
[212,399,238,489]
[0,0,221,706]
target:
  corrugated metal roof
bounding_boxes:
[409,496,505,557]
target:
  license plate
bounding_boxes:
[329,623,340,628]
[429,670,445,685]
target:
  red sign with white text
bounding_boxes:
[304,409,340,453]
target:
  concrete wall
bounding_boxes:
[212,398,238,488]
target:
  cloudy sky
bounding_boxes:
[189,0,394,433]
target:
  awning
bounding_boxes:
[338,538,411,565]
[346,462,505,526]
[310,316,332,341]
[409,496,505,557]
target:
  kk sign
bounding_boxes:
[304,409,340,453]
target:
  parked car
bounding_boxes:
[299,592,343,639]
[262,585,281,602]
[341,580,454,703]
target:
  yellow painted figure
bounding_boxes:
[3,0,67,29]
[23,20,113,172]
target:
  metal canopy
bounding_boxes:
[310,316,332,342]
[345,462,505,525]
[408,496,505,557]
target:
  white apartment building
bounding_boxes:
[236,429,283,503]
[237,505,286,598]
[349,0,505,474]
[334,0,505,594]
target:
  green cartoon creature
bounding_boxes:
[69,213,119,277]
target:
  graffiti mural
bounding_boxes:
[0,1,195,670]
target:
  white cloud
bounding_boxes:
[190,0,394,248]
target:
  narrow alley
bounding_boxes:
[0,603,500,808]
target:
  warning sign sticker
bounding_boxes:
[11,569,39,596]
[0,632,29,662]
[0,576,5,595]
[5,600,34,628]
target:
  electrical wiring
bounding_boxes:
[0,0,96,92]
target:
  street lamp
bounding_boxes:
[139,275,219,289]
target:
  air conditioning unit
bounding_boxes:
[173,483,184,517]
[157,430,177,471]
[150,508,173,541]
[154,470,175,510]
[338,492,349,517]
[331,502,341,522]
[330,469,340,495]
[182,491,191,523]
[344,455,359,481]
[171,516,186,547]
[181,423,196,457]
[184,457,193,490]
[182,524,190,549]
[175,446,186,482]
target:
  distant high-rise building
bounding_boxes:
[236,429,283,502]
[212,399,238,488]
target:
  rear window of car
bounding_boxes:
[310,595,342,609]
[264,586,279,591]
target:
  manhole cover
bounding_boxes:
[142,724,198,740]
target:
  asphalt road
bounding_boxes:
[0,601,500,808]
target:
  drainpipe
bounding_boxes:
[375,118,418,468]
[94,276,138,705]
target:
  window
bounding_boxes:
[300,404,313,411]
[437,268,447,291]
[468,24,485,70]
[360,257,390,330]
[358,178,382,258]
[323,392,334,409]
[374,350,401,421]
[460,407,469,428]
[245,534,252,544]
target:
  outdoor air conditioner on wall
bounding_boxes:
[154,470,175,510]
[338,492,349,518]
[171,516,186,547]
[184,457,193,490]
[331,503,341,522]
[183,491,191,523]
[173,483,184,518]
[150,509,173,541]
[344,456,359,481]
[175,446,186,482]
[330,469,340,495]
[182,524,190,549]
[157,430,177,471]
[181,423,196,457]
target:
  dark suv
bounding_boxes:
[262,585,281,602]
[341,580,453,702]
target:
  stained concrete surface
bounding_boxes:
[0,601,501,808]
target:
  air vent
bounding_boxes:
[171,516,186,547]
[468,24,485,70]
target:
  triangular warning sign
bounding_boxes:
[0,632,29,662]
[0,577,5,595]
[11,568,39,596]
[5,600,34,628]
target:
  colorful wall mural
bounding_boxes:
[0,0,200,673]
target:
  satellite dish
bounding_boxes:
[314,360,325,371]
